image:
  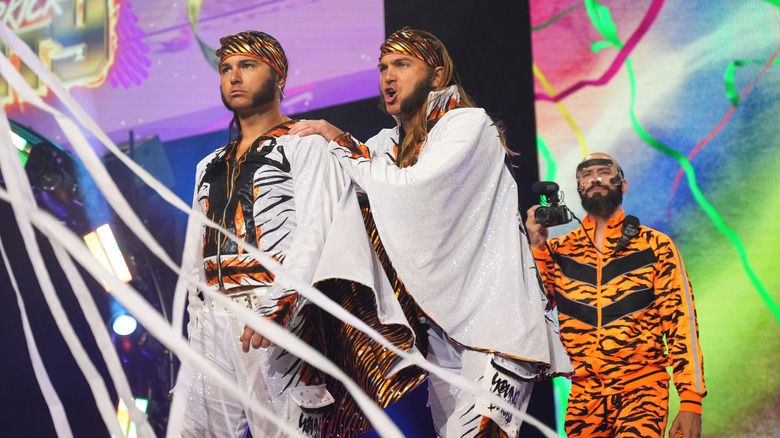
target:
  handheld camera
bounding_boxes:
[532,181,573,227]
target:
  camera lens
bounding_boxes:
[535,207,553,225]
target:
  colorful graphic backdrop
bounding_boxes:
[529,1,780,437]
[2,0,384,150]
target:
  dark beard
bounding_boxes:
[377,72,434,116]
[221,74,277,111]
[400,77,434,114]
[580,184,623,216]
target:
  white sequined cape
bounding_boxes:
[330,105,572,374]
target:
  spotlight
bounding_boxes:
[112,314,138,336]
[114,397,149,438]
[84,223,132,291]
[110,310,141,360]
[37,167,65,191]
[10,129,31,165]
[8,121,34,166]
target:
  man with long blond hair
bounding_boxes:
[291,27,572,437]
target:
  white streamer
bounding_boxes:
[49,242,157,436]
[0,185,313,437]
[0,229,73,438]
[0,109,129,437]
[0,19,559,438]
[0,34,405,437]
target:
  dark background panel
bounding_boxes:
[383,0,540,212]
[0,202,111,437]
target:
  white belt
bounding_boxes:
[206,291,260,312]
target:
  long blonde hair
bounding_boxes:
[392,28,510,168]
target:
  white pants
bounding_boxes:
[426,324,534,438]
[179,306,320,438]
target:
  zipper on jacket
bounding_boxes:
[594,224,605,377]
[216,154,239,290]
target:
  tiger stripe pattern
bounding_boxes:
[533,210,706,436]
[198,122,296,293]
[333,132,371,161]
[216,30,288,78]
[316,207,431,436]
[360,206,428,339]
[566,378,669,438]
[363,206,535,437]
[316,278,428,436]
[473,417,509,438]
[379,27,443,68]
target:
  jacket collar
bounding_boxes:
[582,209,626,238]
[391,84,462,130]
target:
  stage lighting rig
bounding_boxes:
[4,119,111,235]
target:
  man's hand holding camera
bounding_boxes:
[526,181,573,251]
[526,205,550,251]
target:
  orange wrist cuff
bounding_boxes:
[678,391,703,414]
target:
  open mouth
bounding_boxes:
[384,88,397,102]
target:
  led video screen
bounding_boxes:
[529,1,780,436]
[1,0,384,150]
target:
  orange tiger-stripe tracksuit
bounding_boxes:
[533,210,706,437]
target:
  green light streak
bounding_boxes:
[537,135,557,182]
[585,0,778,323]
[585,0,621,48]
[624,59,779,323]
[531,4,582,31]
[536,136,558,207]
[536,2,779,435]
[582,0,778,324]
[724,59,780,106]
[552,376,571,437]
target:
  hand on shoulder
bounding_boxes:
[289,119,344,141]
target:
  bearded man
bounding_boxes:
[291,27,572,438]
[177,30,426,437]
[526,153,706,438]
